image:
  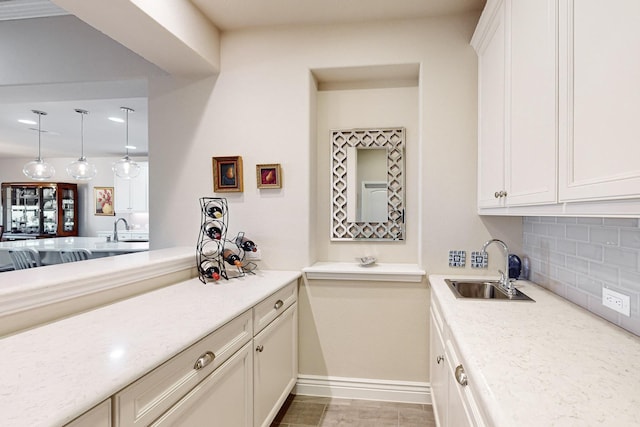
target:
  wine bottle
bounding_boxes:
[237,236,257,252]
[200,261,221,280]
[205,224,222,240]
[206,205,224,219]
[223,249,242,267]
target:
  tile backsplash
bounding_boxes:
[522,217,640,336]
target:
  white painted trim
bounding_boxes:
[0,247,194,317]
[294,374,431,405]
[302,262,425,282]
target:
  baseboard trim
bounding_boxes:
[294,375,431,405]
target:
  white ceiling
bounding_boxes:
[190,0,486,31]
[0,0,485,160]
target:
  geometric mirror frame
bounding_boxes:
[331,127,405,240]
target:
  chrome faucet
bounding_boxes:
[481,238,515,295]
[113,217,129,242]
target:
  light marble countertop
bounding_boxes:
[429,274,640,426]
[0,236,148,253]
[0,269,301,427]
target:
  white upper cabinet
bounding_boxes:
[115,161,149,213]
[506,0,557,206]
[475,0,507,208]
[473,0,557,210]
[474,0,640,216]
[558,0,640,202]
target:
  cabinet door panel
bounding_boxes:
[477,4,507,208]
[64,400,111,427]
[560,0,640,201]
[151,342,253,427]
[429,310,447,427]
[506,0,557,206]
[254,304,298,427]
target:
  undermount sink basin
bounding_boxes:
[445,279,535,302]
[116,239,149,243]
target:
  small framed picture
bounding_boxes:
[94,187,115,216]
[213,156,243,193]
[256,164,282,189]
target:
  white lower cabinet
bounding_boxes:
[429,307,447,426]
[151,342,253,427]
[430,300,486,427]
[254,304,298,427]
[108,280,298,427]
[64,400,111,427]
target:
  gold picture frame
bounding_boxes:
[256,164,282,189]
[94,187,115,216]
[213,156,243,192]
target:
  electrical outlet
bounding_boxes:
[602,288,631,316]
[245,248,261,261]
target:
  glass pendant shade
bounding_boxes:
[67,109,97,180]
[23,110,55,181]
[112,107,140,179]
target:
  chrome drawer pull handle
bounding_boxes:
[193,351,215,370]
[455,364,468,386]
[437,355,444,364]
[256,345,264,352]
[274,299,284,310]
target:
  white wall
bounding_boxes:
[316,86,419,262]
[149,14,523,272]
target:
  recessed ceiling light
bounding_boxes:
[125,145,137,150]
[18,119,37,125]
[108,117,125,123]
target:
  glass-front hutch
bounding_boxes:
[1,182,78,239]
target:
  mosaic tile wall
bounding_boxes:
[522,217,640,336]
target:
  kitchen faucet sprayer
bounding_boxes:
[481,238,515,296]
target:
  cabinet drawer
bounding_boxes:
[114,309,252,427]
[253,280,297,334]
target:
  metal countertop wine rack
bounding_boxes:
[196,197,257,283]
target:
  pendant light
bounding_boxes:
[66,109,97,180]
[112,107,140,179]
[23,110,55,181]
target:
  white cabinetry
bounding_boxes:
[430,299,486,427]
[253,282,298,427]
[114,310,253,426]
[115,162,148,213]
[473,0,557,210]
[64,400,111,427]
[112,279,298,427]
[474,0,640,216]
[558,0,640,202]
[429,303,447,426]
[151,343,253,427]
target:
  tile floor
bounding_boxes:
[270,394,436,427]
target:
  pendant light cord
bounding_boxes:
[37,112,42,161]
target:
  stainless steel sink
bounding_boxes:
[445,279,535,302]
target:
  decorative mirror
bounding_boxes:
[331,127,405,240]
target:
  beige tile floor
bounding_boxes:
[270,395,436,427]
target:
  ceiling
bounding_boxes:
[190,0,486,31]
[0,0,484,160]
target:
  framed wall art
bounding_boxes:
[256,164,282,189]
[213,156,243,192]
[94,187,115,216]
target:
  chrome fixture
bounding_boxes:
[113,217,129,242]
[23,110,55,180]
[481,238,515,296]
[66,109,97,180]
[112,107,140,179]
